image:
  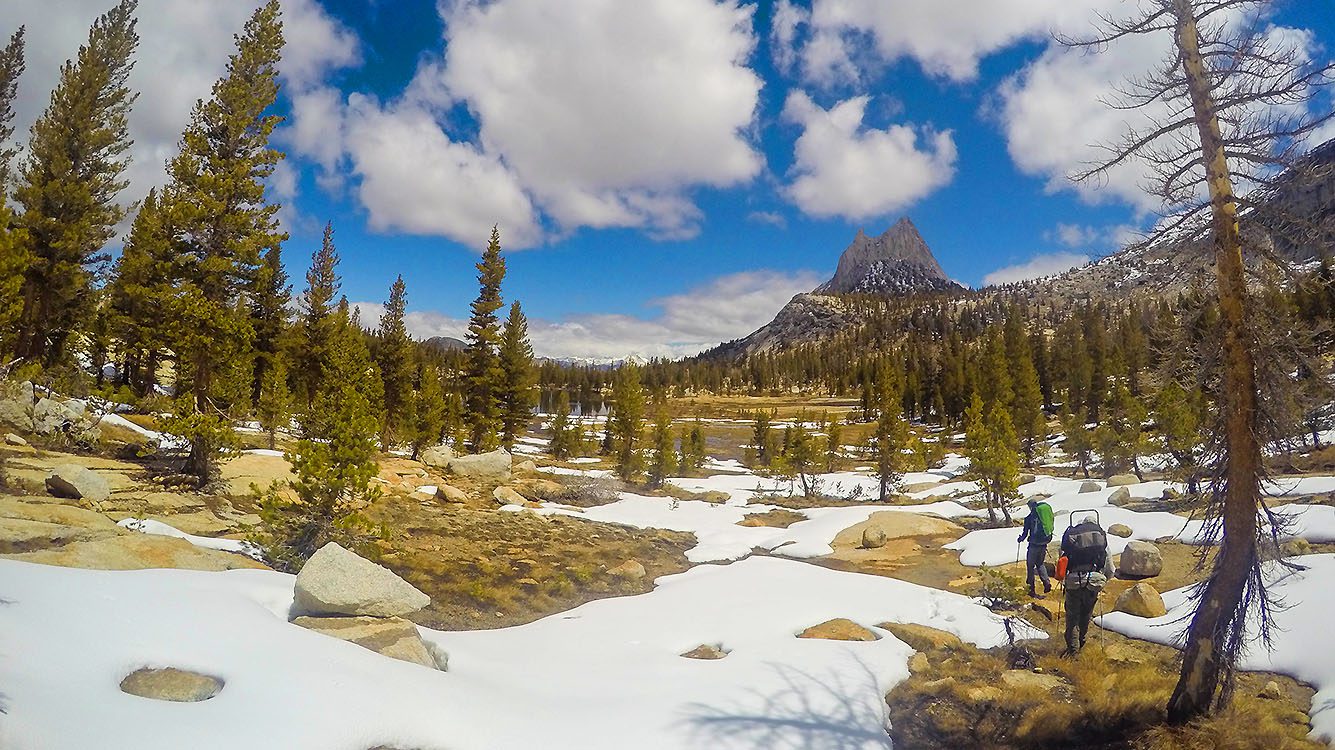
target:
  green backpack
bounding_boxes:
[1035,502,1054,541]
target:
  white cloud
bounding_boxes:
[427,0,763,240]
[2,0,358,219]
[781,91,955,221]
[770,0,807,76]
[983,252,1089,287]
[354,269,821,360]
[799,0,1116,85]
[746,211,787,228]
[341,94,542,248]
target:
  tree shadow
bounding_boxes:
[680,655,893,750]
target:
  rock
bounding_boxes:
[964,686,1003,702]
[1108,523,1133,538]
[681,644,728,660]
[1281,538,1312,557]
[1079,481,1101,493]
[45,464,111,503]
[908,652,929,673]
[519,478,566,498]
[436,484,468,503]
[492,486,529,506]
[292,542,431,618]
[1115,582,1168,618]
[861,526,888,549]
[1103,641,1151,665]
[32,397,77,435]
[420,444,454,469]
[4,533,266,570]
[1118,540,1163,578]
[292,616,439,669]
[119,667,223,702]
[0,516,115,554]
[4,432,26,446]
[921,676,957,693]
[1000,670,1068,693]
[1018,474,1036,485]
[1107,474,1139,486]
[876,622,963,651]
[1108,487,1131,505]
[608,559,646,580]
[1161,487,1181,500]
[516,459,537,473]
[0,496,118,530]
[797,618,879,641]
[1260,680,1283,700]
[447,449,512,482]
[0,399,32,431]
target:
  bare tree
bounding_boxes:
[1065,0,1334,724]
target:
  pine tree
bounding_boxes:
[376,275,413,447]
[498,301,536,448]
[678,420,707,474]
[294,223,341,407]
[874,379,909,500]
[252,304,381,571]
[647,402,676,489]
[0,26,24,192]
[750,410,776,467]
[0,27,27,354]
[250,245,290,409]
[13,2,138,366]
[1010,338,1047,466]
[1155,382,1204,495]
[824,413,843,473]
[465,227,507,451]
[783,414,820,498]
[107,188,175,396]
[161,1,285,482]
[609,364,646,481]
[548,389,576,460]
[1061,407,1094,479]
[407,361,446,461]
[256,354,292,451]
[964,393,1018,522]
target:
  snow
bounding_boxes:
[243,448,285,457]
[0,556,1041,750]
[117,518,262,560]
[568,457,602,464]
[97,413,188,450]
[1100,554,1335,745]
[414,485,438,497]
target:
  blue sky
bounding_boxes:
[5,0,1333,358]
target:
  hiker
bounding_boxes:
[1017,498,1054,597]
[1059,512,1112,655]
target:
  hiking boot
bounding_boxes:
[1028,586,1038,598]
[1043,581,1052,594]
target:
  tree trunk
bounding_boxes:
[1166,0,1263,724]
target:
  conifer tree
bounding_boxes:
[548,389,576,460]
[442,390,468,449]
[749,410,776,467]
[407,361,446,461]
[1010,339,1047,466]
[0,26,24,192]
[253,304,381,571]
[13,2,138,366]
[107,189,174,395]
[498,300,536,448]
[783,415,820,499]
[1155,382,1204,495]
[0,25,24,356]
[161,1,285,482]
[647,402,676,489]
[376,275,413,446]
[679,420,707,473]
[964,393,1018,522]
[294,223,341,407]
[874,379,909,501]
[1061,407,1095,479]
[255,354,292,451]
[609,364,646,481]
[465,227,507,451]
[250,245,290,408]
[824,413,842,473]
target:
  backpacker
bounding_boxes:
[1065,524,1107,572]
[1035,502,1054,542]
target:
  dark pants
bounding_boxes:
[1065,586,1099,650]
[1026,544,1050,591]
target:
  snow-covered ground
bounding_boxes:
[1101,554,1335,745]
[117,518,263,560]
[0,556,1040,750]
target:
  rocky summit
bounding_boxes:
[814,218,961,296]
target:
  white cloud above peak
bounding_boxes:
[781,91,956,221]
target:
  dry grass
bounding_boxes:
[735,508,807,528]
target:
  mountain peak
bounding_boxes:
[814,218,957,296]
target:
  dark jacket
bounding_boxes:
[1060,521,1108,573]
[1018,504,1053,546]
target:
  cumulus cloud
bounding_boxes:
[354,269,821,360]
[3,0,358,219]
[799,0,1116,85]
[770,0,807,76]
[983,252,1089,287]
[781,91,955,220]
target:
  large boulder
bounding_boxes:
[0,399,32,431]
[1115,582,1168,618]
[1107,474,1139,487]
[120,667,223,702]
[608,559,646,580]
[797,618,879,641]
[292,616,441,669]
[681,644,728,660]
[861,526,888,549]
[32,397,76,434]
[45,464,111,503]
[447,449,512,482]
[1108,523,1133,538]
[1078,481,1101,493]
[292,542,430,617]
[420,444,454,469]
[1119,540,1163,578]
[436,484,469,503]
[492,486,529,506]
[5,432,27,446]
[1108,487,1131,505]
